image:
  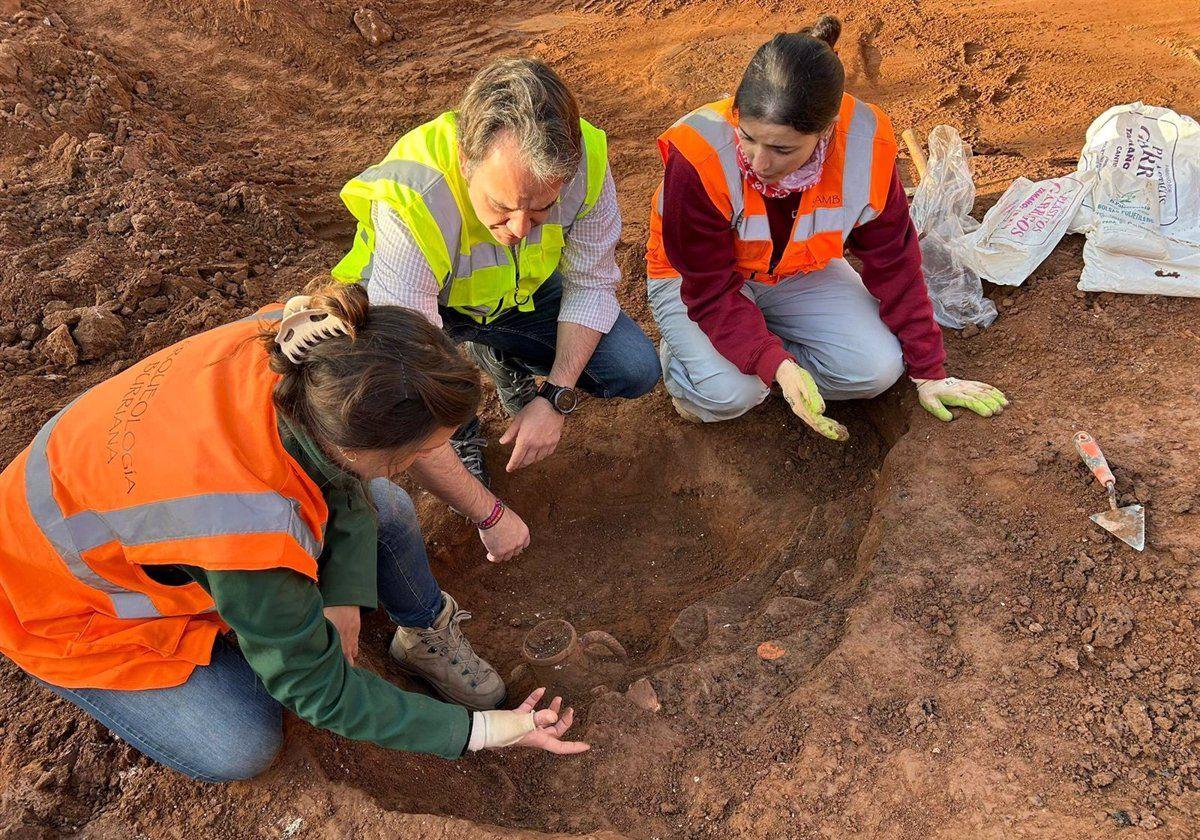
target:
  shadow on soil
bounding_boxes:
[293,389,913,833]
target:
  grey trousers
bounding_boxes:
[648,259,905,423]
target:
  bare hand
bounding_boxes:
[479,504,530,563]
[500,398,564,473]
[513,688,590,755]
[323,605,361,665]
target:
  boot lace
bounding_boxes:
[449,428,487,482]
[465,343,536,415]
[418,609,486,686]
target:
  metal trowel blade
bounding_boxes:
[1090,504,1145,551]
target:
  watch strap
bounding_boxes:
[536,381,576,414]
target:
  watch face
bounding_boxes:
[553,388,579,413]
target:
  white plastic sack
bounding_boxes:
[1073,102,1200,295]
[956,172,1095,286]
[909,126,998,329]
[1087,169,1169,259]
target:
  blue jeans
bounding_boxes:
[41,481,441,782]
[441,274,661,399]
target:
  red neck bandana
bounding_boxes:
[735,130,832,198]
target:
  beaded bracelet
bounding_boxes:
[475,499,505,531]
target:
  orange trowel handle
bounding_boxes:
[1074,432,1115,488]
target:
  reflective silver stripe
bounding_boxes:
[839,100,878,236]
[556,158,592,228]
[656,181,664,215]
[791,207,845,243]
[784,102,882,243]
[737,214,772,241]
[791,209,814,242]
[359,220,373,279]
[813,207,844,234]
[24,402,160,619]
[454,242,506,278]
[65,493,322,557]
[358,159,463,269]
[678,107,743,222]
[24,404,323,621]
[855,204,882,227]
[526,152,593,247]
[233,309,284,325]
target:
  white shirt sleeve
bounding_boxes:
[556,167,622,333]
[367,201,443,328]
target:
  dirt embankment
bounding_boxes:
[1,1,1200,838]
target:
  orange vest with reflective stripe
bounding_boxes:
[0,308,327,690]
[646,94,897,283]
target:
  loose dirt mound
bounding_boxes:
[2,0,1200,838]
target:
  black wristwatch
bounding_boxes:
[536,381,579,415]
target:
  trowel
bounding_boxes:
[1073,432,1145,551]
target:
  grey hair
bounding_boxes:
[457,58,582,184]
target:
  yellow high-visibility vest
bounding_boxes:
[333,112,608,323]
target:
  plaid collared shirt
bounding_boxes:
[366,168,622,332]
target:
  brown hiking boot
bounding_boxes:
[389,592,506,711]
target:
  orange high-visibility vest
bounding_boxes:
[0,308,328,690]
[646,94,898,284]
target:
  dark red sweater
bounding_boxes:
[660,143,947,385]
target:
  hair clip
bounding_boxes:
[276,305,351,364]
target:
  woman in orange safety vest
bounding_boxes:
[646,15,1006,438]
[0,283,586,782]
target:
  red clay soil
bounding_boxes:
[2,0,1200,837]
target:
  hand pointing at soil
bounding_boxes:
[501,398,565,473]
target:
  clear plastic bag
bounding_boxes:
[909,126,998,329]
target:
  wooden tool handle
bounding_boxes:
[1074,432,1115,488]
[901,129,929,183]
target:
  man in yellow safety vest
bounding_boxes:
[334,58,659,506]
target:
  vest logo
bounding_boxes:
[105,346,182,494]
[812,194,842,207]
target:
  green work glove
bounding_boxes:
[776,359,849,442]
[913,376,1008,422]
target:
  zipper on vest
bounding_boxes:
[510,243,523,307]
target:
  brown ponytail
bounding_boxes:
[733,14,845,135]
[806,14,841,49]
[259,282,480,455]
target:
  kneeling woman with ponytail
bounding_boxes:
[0,283,585,783]
[646,15,1006,438]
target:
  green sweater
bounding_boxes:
[178,416,469,758]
